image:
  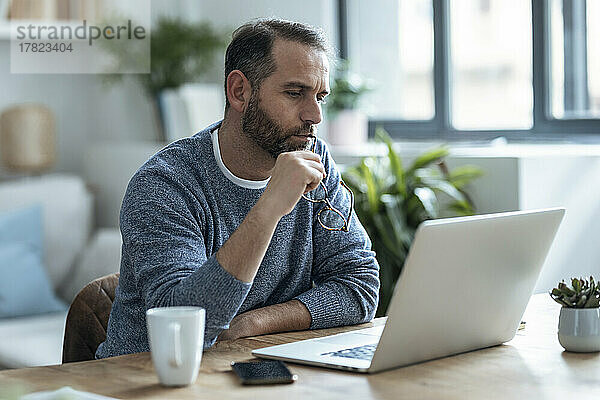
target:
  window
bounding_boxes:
[450,0,532,130]
[346,0,434,120]
[549,0,600,119]
[340,0,600,140]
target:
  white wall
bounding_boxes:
[518,155,600,291]
[180,0,338,44]
[0,43,158,175]
[84,141,164,227]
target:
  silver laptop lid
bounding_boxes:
[369,207,565,372]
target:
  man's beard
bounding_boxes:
[241,90,316,159]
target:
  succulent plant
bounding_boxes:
[550,277,600,308]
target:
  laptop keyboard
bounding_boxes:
[321,343,377,360]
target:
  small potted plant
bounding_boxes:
[325,60,371,146]
[550,276,600,352]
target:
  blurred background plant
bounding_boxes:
[550,277,600,308]
[325,60,372,146]
[102,17,228,141]
[343,128,483,315]
[326,60,371,119]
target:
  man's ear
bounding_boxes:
[226,70,252,113]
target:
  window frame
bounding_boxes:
[338,0,600,141]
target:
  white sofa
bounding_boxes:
[0,174,121,369]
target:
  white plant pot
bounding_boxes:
[326,109,368,147]
[557,307,600,352]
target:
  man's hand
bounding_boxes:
[258,151,326,218]
[217,300,312,342]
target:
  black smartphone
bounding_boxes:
[231,360,298,385]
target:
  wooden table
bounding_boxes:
[1,295,599,399]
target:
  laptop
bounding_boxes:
[253,208,565,373]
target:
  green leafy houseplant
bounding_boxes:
[139,18,226,97]
[550,277,600,308]
[105,17,226,96]
[103,17,227,140]
[342,128,483,316]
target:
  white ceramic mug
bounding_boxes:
[146,306,206,386]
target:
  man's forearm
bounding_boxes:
[248,299,312,334]
[219,299,312,341]
[215,149,326,284]
[216,197,280,283]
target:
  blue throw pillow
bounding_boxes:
[0,205,66,318]
[0,204,43,255]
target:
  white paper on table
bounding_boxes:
[20,386,118,400]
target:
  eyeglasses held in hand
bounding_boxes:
[301,138,354,232]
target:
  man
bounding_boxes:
[96,18,379,359]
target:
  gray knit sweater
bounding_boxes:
[96,121,379,358]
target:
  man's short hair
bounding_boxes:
[224,18,332,109]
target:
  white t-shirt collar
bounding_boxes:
[211,128,270,189]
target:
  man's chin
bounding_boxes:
[261,135,313,158]
[286,141,312,153]
[290,134,315,148]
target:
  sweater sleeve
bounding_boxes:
[295,141,380,329]
[121,166,251,348]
